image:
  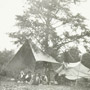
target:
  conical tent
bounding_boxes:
[4,40,59,77]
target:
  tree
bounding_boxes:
[82,53,90,69]
[8,0,89,61]
[0,49,14,77]
[0,49,14,71]
[63,47,80,63]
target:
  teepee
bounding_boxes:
[3,40,59,77]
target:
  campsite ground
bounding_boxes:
[0,81,90,90]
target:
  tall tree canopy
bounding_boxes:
[9,0,90,60]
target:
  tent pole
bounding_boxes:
[75,55,82,86]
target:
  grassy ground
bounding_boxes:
[0,81,90,90]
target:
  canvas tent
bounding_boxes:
[56,61,90,80]
[3,40,59,77]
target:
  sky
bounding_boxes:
[0,0,90,52]
[0,0,26,51]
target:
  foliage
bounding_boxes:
[8,0,89,61]
[82,53,90,69]
[0,49,14,71]
[60,47,80,63]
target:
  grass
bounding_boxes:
[0,81,90,90]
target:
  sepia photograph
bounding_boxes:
[0,0,90,90]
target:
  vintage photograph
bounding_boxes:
[0,0,90,90]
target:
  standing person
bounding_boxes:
[44,62,52,85]
[45,68,50,84]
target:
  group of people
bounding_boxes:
[17,71,49,85]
